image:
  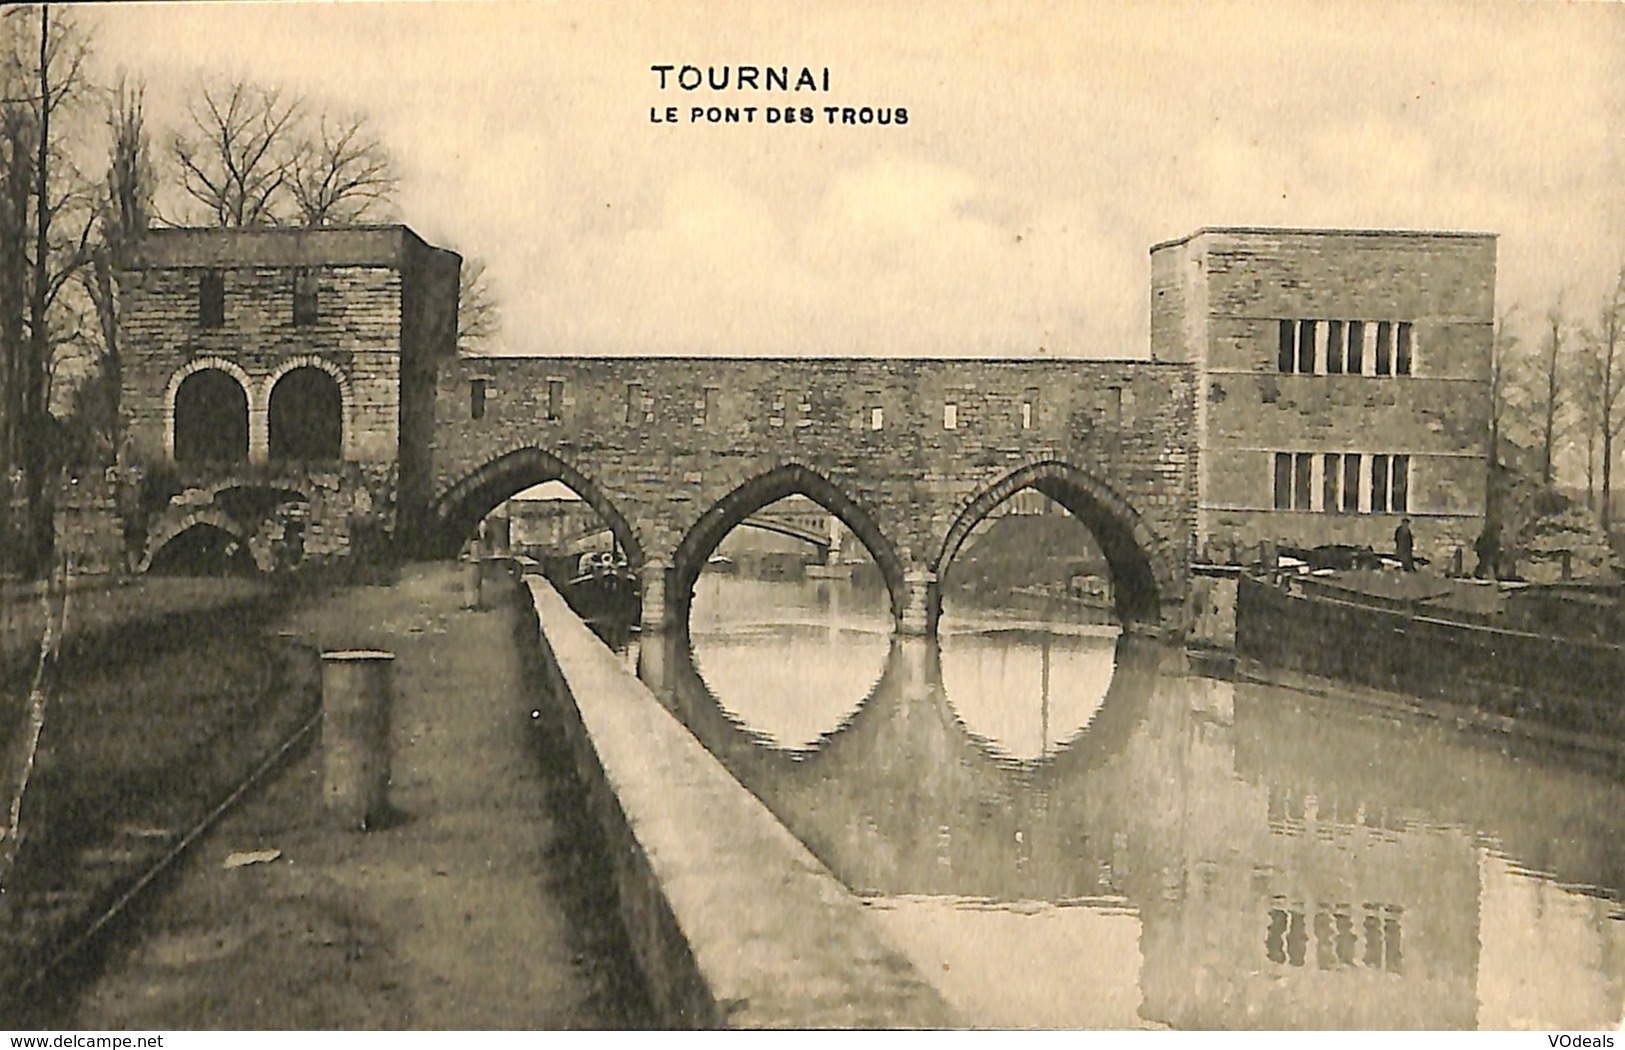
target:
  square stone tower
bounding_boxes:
[1150,227,1495,564]
[112,225,459,571]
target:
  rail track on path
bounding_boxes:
[0,591,319,1025]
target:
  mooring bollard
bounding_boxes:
[321,649,396,830]
[463,556,483,610]
[479,555,512,605]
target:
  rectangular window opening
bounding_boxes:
[870,406,884,431]
[1108,387,1123,426]
[699,387,718,427]
[470,378,487,421]
[943,402,958,430]
[1293,452,1313,510]
[1374,321,1393,377]
[1392,454,1409,513]
[293,268,319,326]
[546,379,564,421]
[625,382,642,425]
[1278,320,1295,373]
[1395,322,1413,375]
[1297,320,1317,374]
[1326,321,1345,375]
[1322,453,1342,513]
[1342,454,1361,512]
[1274,452,1292,511]
[1023,387,1039,430]
[199,269,225,328]
[1346,321,1365,375]
[1370,453,1391,514]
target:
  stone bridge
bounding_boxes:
[426,355,1197,634]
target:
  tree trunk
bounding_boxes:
[23,6,52,576]
[0,111,34,576]
[1542,314,1560,489]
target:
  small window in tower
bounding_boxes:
[1395,323,1414,375]
[546,379,564,421]
[943,402,957,430]
[1296,320,1318,374]
[470,378,487,420]
[1346,321,1365,374]
[1274,452,1292,511]
[293,268,319,326]
[870,406,884,431]
[1342,454,1362,512]
[199,270,225,328]
[1326,321,1345,374]
[1022,387,1039,429]
[1322,453,1342,513]
[1370,453,1391,513]
[625,382,642,424]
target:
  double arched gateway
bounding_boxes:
[163,355,351,466]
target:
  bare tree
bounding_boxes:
[1576,266,1625,530]
[171,77,299,227]
[0,4,98,573]
[457,255,500,354]
[287,111,396,226]
[71,76,152,462]
[1537,301,1570,489]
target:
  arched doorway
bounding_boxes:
[268,366,343,461]
[173,369,249,464]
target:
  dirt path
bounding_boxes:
[55,564,651,1029]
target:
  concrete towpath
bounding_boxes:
[55,563,651,1029]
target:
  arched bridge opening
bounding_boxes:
[144,518,258,577]
[668,464,908,628]
[937,461,1169,628]
[425,447,645,574]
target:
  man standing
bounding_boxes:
[1394,517,1416,572]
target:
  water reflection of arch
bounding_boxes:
[665,627,1168,899]
[669,464,907,625]
[425,446,645,567]
[937,460,1171,627]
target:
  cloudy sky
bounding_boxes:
[85,0,1624,358]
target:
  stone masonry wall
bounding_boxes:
[1151,229,1495,564]
[119,263,405,465]
[433,356,1197,613]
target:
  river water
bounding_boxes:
[638,572,1625,1030]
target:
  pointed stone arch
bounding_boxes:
[426,445,644,567]
[937,460,1173,626]
[669,463,908,623]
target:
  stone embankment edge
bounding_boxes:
[517,577,958,1030]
